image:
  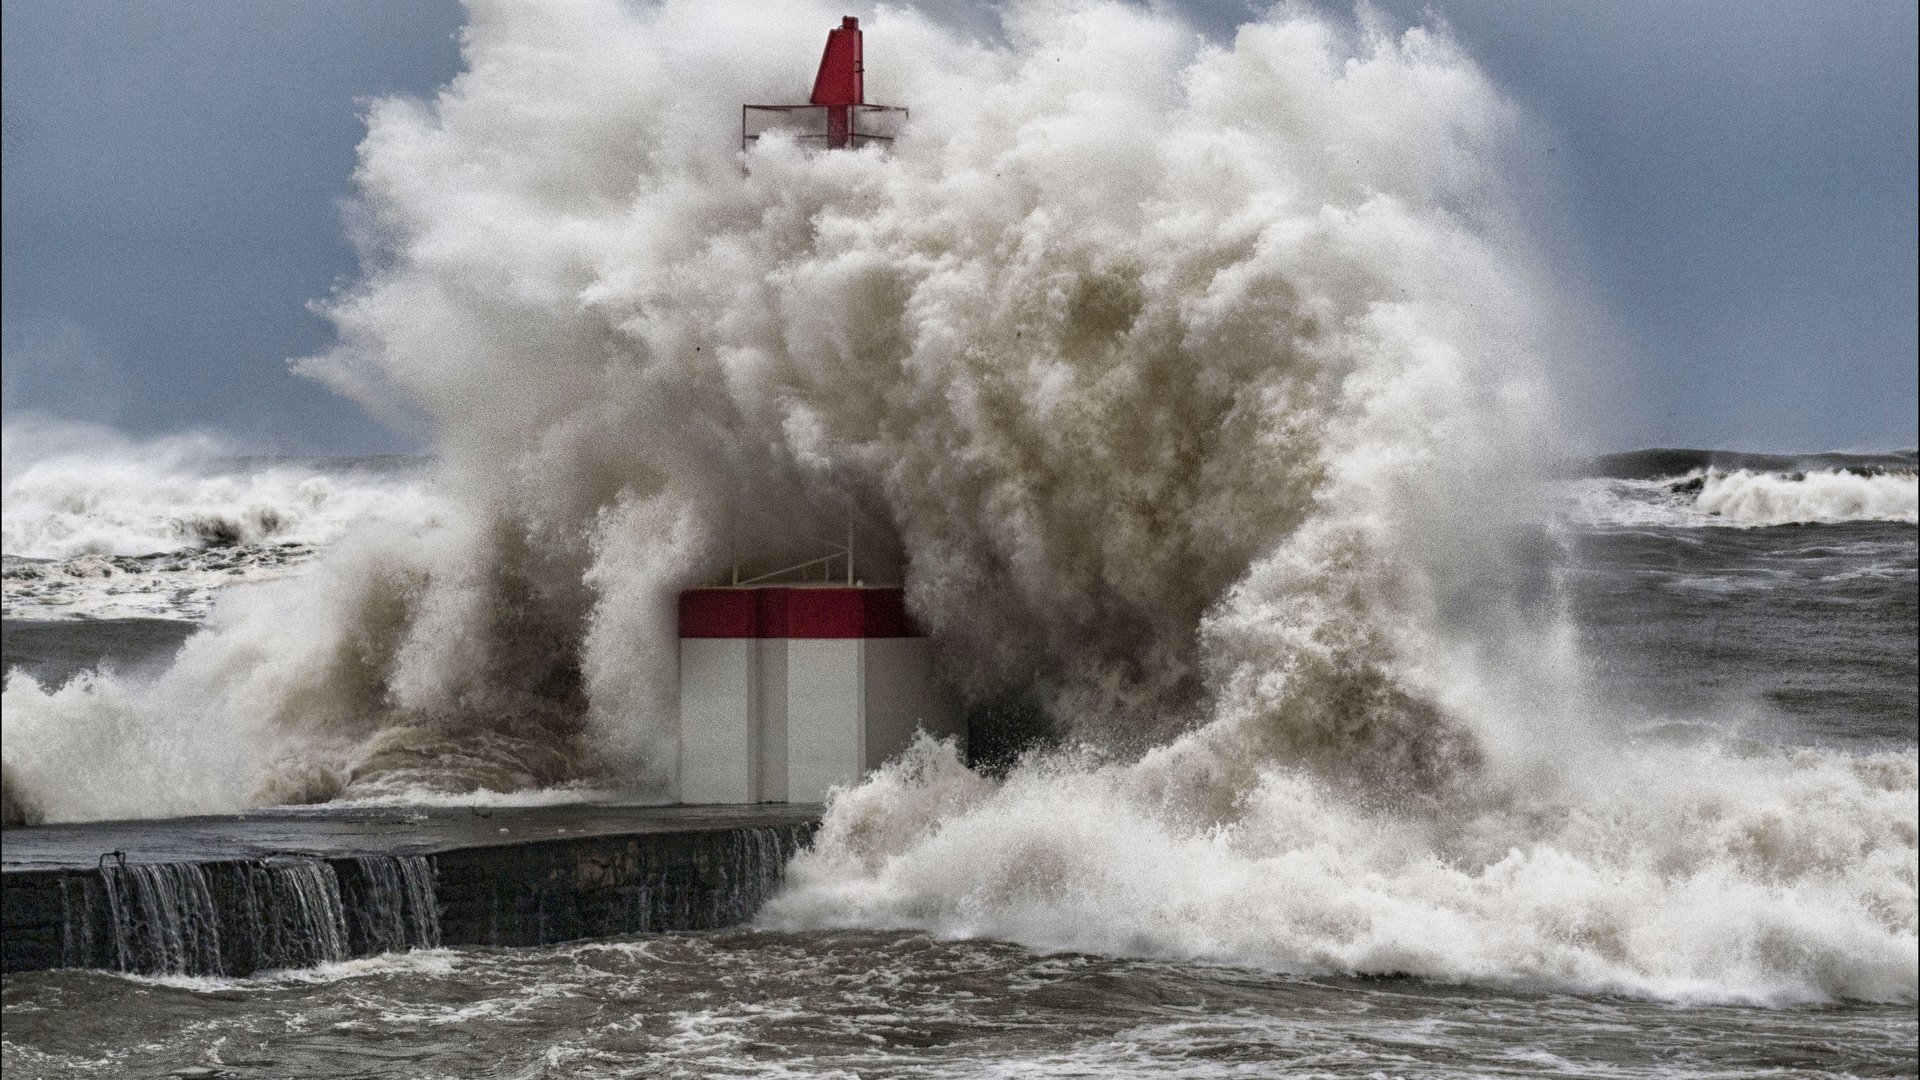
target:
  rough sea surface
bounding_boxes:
[4,934,1913,1080]
[4,449,1915,1078]
[2,0,1915,1072]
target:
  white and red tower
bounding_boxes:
[677,584,961,804]
[690,17,935,804]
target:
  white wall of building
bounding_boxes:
[785,639,864,804]
[680,634,965,805]
[757,638,789,803]
[679,637,758,803]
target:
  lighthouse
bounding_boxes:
[677,583,962,804]
[686,20,940,804]
[742,16,907,153]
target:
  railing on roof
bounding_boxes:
[741,103,909,153]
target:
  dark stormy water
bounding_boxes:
[3,451,1916,1078]
[4,932,1914,1080]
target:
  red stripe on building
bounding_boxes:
[678,587,921,639]
[677,589,758,637]
[860,588,918,638]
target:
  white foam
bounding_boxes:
[765,735,1918,1006]
[1570,470,1919,529]
[1696,469,1918,526]
[2,418,427,560]
[2,417,431,620]
[107,949,467,997]
[1565,477,1702,528]
[3,547,323,622]
[277,782,625,811]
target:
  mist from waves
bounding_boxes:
[2,0,1913,1006]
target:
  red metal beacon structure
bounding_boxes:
[742,16,908,152]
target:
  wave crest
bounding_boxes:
[2,419,425,561]
[1570,467,1918,529]
[1694,468,1918,526]
[767,735,1918,1005]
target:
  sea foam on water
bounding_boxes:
[0,0,1911,1005]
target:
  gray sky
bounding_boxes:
[1,0,465,453]
[3,0,1914,454]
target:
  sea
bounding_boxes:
[3,448,1914,1079]
[3,4,1917,1074]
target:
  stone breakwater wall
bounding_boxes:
[434,824,810,948]
[2,808,818,976]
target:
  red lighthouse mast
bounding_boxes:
[743,17,906,153]
[811,16,864,148]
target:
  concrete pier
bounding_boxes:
[1,802,820,975]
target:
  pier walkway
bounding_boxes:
[1,802,821,975]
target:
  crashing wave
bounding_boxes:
[764,734,1917,1005]
[1692,468,1918,526]
[1,0,1911,1005]
[2,420,431,619]
[2,418,426,562]
[3,546,321,621]
[1571,466,1918,529]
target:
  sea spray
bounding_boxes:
[4,0,1558,814]
[0,0,1911,1004]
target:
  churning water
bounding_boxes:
[3,931,1913,1080]
[2,0,1914,1074]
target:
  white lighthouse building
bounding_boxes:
[677,584,961,804]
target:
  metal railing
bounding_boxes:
[741,104,909,153]
[728,508,859,587]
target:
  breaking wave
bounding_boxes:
[765,735,1916,1005]
[2,419,430,619]
[1574,469,1918,530]
[1570,447,1919,528]
[1,0,1911,1005]
[2,419,426,559]
[1571,463,1917,530]
[1693,468,1918,526]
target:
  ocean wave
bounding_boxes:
[2,418,427,561]
[1693,468,1918,526]
[1582,447,1917,482]
[765,735,1918,1006]
[1,419,432,619]
[3,546,320,621]
[1569,468,1918,529]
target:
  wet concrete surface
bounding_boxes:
[2,803,824,974]
[1,802,822,872]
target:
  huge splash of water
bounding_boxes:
[3,0,1912,1004]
